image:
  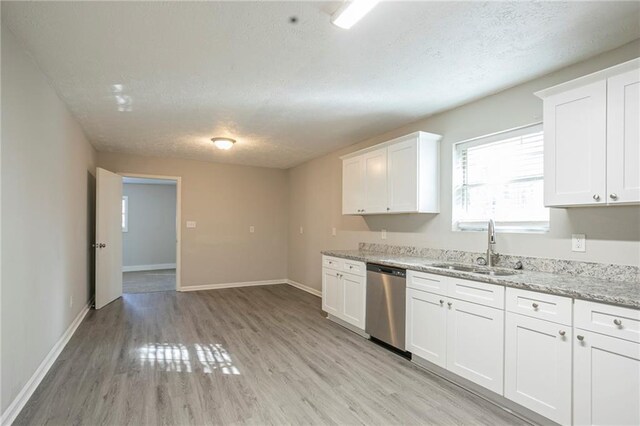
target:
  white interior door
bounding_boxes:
[95,167,123,309]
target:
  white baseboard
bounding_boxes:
[179,279,288,292]
[122,263,176,272]
[287,279,321,297]
[1,299,92,426]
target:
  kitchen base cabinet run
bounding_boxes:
[321,256,366,331]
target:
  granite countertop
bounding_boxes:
[322,249,640,309]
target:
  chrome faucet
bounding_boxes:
[487,219,497,267]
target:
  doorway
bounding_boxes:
[120,174,181,293]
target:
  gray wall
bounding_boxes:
[288,39,640,291]
[1,27,97,414]
[123,183,177,268]
[99,152,289,287]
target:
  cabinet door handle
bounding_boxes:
[593,194,600,201]
[386,207,390,211]
[439,300,444,305]
[614,319,622,326]
[532,302,539,309]
[577,335,584,341]
[447,302,452,307]
[559,330,566,336]
[610,193,618,200]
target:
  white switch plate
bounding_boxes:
[249,226,255,233]
[332,227,336,236]
[381,229,387,240]
[572,234,586,252]
[186,221,196,228]
[299,226,304,234]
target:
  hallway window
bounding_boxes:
[122,196,129,232]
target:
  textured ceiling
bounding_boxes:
[3,1,639,169]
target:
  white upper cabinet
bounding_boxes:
[536,59,640,207]
[342,156,365,215]
[363,148,389,214]
[341,131,441,215]
[607,68,640,204]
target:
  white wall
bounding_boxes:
[288,40,640,291]
[123,183,176,268]
[1,27,97,415]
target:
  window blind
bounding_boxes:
[453,124,549,232]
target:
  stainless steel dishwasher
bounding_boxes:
[365,263,407,351]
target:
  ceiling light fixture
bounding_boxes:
[211,137,236,150]
[331,0,379,29]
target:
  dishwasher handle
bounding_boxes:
[367,263,406,277]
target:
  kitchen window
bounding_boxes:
[452,123,549,232]
[122,196,129,232]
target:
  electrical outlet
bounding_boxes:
[572,234,586,252]
[249,226,255,233]
[69,296,73,308]
[186,221,196,228]
[299,226,304,235]
[332,227,337,236]
[381,229,387,240]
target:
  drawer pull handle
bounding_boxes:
[559,330,566,336]
[349,266,353,269]
[614,319,622,326]
[577,335,584,341]
[447,302,453,307]
[532,303,539,309]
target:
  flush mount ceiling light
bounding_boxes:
[211,137,236,150]
[331,0,380,29]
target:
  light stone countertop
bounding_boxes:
[322,249,640,309]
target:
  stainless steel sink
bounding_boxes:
[430,263,518,277]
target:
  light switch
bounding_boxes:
[186,221,196,229]
[381,229,387,240]
[249,226,255,233]
[299,226,304,235]
[572,234,586,252]
[332,227,337,236]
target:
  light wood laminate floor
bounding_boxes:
[16,284,527,425]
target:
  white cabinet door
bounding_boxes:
[387,138,418,213]
[363,148,388,214]
[342,156,365,214]
[406,289,447,367]
[322,268,342,317]
[446,298,505,394]
[574,330,640,426]
[543,80,607,206]
[607,68,640,204]
[341,272,366,330]
[504,313,572,424]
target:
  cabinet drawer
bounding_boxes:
[575,300,640,343]
[447,277,504,309]
[343,259,365,277]
[323,256,343,270]
[407,270,448,296]
[506,288,572,326]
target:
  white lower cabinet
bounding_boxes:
[341,272,366,330]
[406,288,447,367]
[573,330,640,426]
[446,298,504,394]
[504,312,572,424]
[321,257,366,331]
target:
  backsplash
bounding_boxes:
[358,243,640,283]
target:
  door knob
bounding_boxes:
[610,193,618,200]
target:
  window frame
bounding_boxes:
[122,195,129,233]
[451,123,549,234]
